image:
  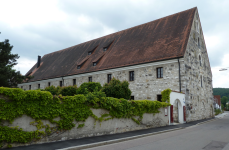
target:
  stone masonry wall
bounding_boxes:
[181,9,214,121]
[2,107,168,148]
[19,61,181,101]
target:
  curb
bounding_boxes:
[56,127,183,150]
[196,118,217,125]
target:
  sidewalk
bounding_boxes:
[9,117,216,150]
[215,112,228,119]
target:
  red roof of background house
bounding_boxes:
[25,7,197,82]
[214,95,221,106]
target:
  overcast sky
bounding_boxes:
[0,0,229,88]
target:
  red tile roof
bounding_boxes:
[26,7,196,82]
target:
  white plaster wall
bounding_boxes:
[169,92,185,124]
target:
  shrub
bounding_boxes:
[44,85,61,95]
[101,78,131,100]
[58,85,78,96]
[215,108,221,115]
[77,82,102,95]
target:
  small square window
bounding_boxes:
[157,67,163,78]
[89,77,92,82]
[107,74,112,83]
[130,96,134,100]
[38,84,40,89]
[157,95,162,102]
[48,82,51,87]
[93,62,97,66]
[60,81,62,87]
[29,85,31,90]
[129,71,134,81]
[73,79,76,86]
[77,65,81,69]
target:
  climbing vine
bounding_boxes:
[161,88,172,103]
[0,87,170,148]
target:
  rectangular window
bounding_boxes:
[60,81,62,87]
[130,96,134,100]
[107,74,112,83]
[201,76,202,87]
[38,84,40,89]
[157,95,162,102]
[129,71,134,81]
[73,79,76,86]
[89,77,92,82]
[157,67,163,78]
[48,82,51,87]
[29,85,31,90]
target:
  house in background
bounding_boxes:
[214,95,221,109]
[18,7,214,122]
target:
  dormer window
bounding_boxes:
[93,62,97,66]
[103,47,108,51]
[77,65,81,69]
[88,51,92,55]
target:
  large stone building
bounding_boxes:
[18,7,214,122]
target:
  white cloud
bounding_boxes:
[0,0,67,27]
[13,57,36,75]
[211,53,229,88]
[1,0,229,88]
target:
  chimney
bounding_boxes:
[37,55,41,68]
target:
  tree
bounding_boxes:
[221,96,229,107]
[101,78,131,100]
[0,38,32,87]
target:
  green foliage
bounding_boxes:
[0,39,33,87]
[221,96,229,107]
[77,82,102,95]
[44,85,62,95]
[101,78,131,100]
[77,124,85,128]
[161,89,172,103]
[213,88,229,98]
[215,108,222,115]
[221,104,224,111]
[0,87,170,147]
[58,85,78,96]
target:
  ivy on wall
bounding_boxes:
[161,88,172,103]
[0,87,171,148]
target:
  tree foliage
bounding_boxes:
[221,96,229,107]
[101,78,131,100]
[213,88,229,99]
[0,38,32,87]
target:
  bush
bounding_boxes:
[101,78,131,100]
[215,108,222,115]
[58,85,78,96]
[77,82,102,95]
[44,85,61,95]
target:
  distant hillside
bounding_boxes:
[213,88,229,98]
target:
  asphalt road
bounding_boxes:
[85,112,229,150]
